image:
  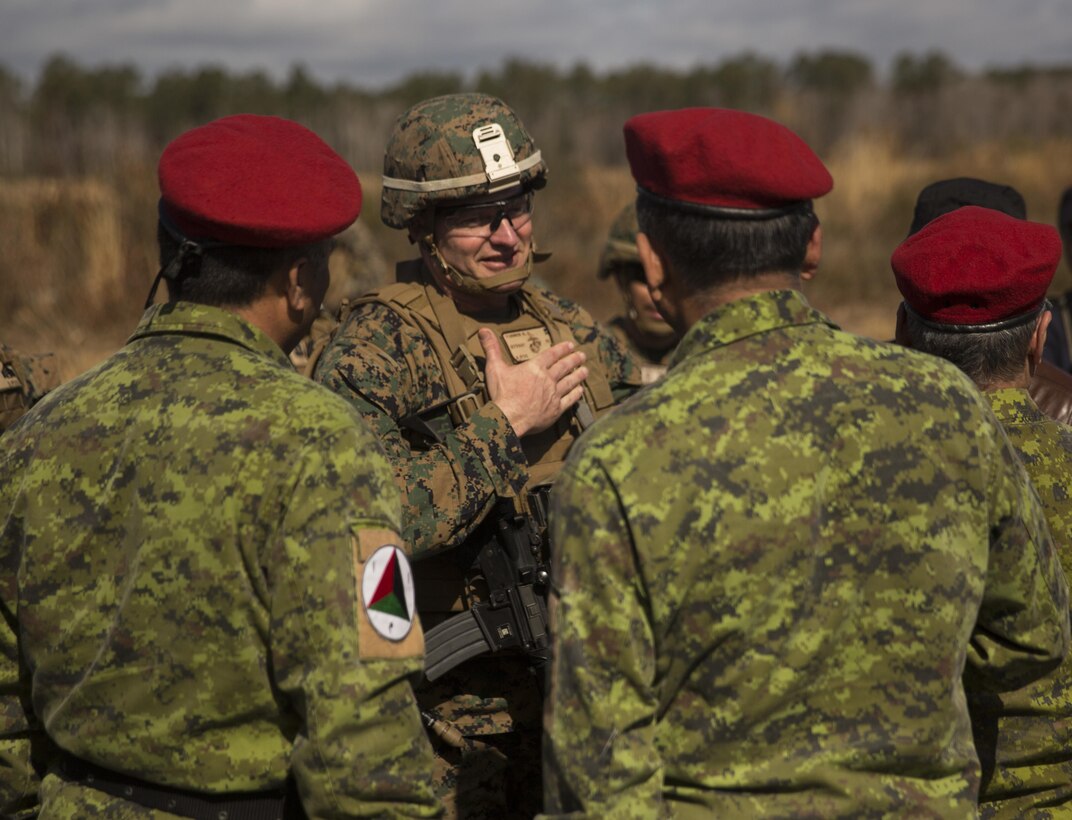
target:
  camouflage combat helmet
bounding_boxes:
[598,202,640,279]
[381,93,548,230]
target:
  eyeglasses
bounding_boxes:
[438,192,534,238]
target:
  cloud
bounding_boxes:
[1,0,1069,89]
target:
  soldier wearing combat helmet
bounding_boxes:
[598,201,679,383]
[315,93,640,817]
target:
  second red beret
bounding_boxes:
[158,114,362,248]
[624,108,833,214]
[892,206,1061,326]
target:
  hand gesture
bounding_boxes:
[479,328,589,437]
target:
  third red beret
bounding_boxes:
[892,206,1061,327]
[158,114,361,248]
[623,108,833,215]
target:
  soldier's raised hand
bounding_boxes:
[479,328,588,437]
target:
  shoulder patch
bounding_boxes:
[362,544,415,640]
[352,529,424,659]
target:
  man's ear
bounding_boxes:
[284,257,316,314]
[1028,308,1053,375]
[407,212,434,246]
[636,231,666,301]
[801,221,822,282]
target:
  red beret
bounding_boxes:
[624,108,833,214]
[892,206,1061,326]
[158,114,361,248]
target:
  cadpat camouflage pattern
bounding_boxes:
[0,303,439,817]
[543,289,1070,818]
[973,388,1072,818]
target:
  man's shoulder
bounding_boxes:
[1005,409,1072,462]
[800,326,990,405]
[573,329,995,466]
[523,281,600,326]
[263,362,375,436]
[328,287,430,350]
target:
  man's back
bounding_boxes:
[975,388,1072,816]
[0,302,436,815]
[546,290,1068,817]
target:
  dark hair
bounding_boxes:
[635,194,817,292]
[904,311,1037,388]
[157,223,330,307]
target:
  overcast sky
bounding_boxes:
[3,0,1070,89]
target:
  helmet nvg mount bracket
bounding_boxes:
[380,93,549,294]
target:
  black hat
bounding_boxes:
[908,177,1026,236]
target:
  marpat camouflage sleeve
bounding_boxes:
[315,301,529,555]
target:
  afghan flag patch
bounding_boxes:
[361,544,416,642]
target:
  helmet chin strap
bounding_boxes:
[422,234,533,296]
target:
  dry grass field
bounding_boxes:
[2,135,1071,383]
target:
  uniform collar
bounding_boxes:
[128,302,293,368]
[668,289,835,368]
[986,386,1047,426]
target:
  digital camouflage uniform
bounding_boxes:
[604,316,674,385]
[0,343,59,434]
[973,388,1072,818]
[314,93,641,818]
[0,303,440,818]
[543,290,1070,818]
[315,266,638,818]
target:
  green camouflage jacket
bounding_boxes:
[543,289,1069,819]
[313,271,639,556]
[0,303,439,818]
[974,387,1072,818]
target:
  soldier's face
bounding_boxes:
[617,265,675,341]
[433,188,534,290]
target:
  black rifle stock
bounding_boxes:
[423,494,551,681]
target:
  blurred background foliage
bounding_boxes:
[2,50,1071,379]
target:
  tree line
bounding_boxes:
[0,50,1070,177]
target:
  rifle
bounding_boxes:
[423,491,552,681]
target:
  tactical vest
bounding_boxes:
[356,262,619,615]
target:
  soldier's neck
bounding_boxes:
[682,272,802,331]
